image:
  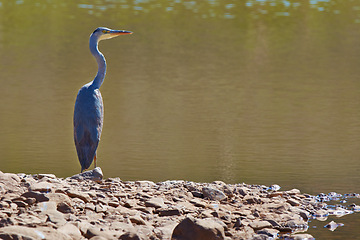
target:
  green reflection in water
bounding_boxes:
[0,0,360,195]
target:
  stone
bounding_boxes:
[237,187,249,196]
[29,182,54,193]
[298,210,311,221]
[108,201,120,207]
[145,197,165,209]
[243,195,262,204]
[46,210,66,226]
[0,172,21,192]
[324,220,344,231]
[268,191,283,198]
[12,201,28,208]
[0,171,356,239]
[256,228,279,238]
[57,202,74,214]
[289,233,315,240]
[84,226,114,239]
[285,189,301,195]
[69,167,103,182]
[46,193,72,205]
[66,190,91,203]
[191,191,204,198]
[119,230,142,240]
[15,214,44,227]
[249,220,273,231]
[129,215,147,225]
[34,174,57,179]
[58,223,82,239]
[287,199,300,206]
[0,226,72,240]
[21,191,49,203]
[202,187,227,201]
[157,208,182,217]
[135,180,156,187]
[313,209,329,220]
[269,185,281,191]
[171,217,225,240]
[89,237,108,240]
[190,198,208,208]
[154,221,179,239]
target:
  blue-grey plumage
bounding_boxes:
[74,27,132,172]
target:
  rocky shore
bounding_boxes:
[0,168,358,240]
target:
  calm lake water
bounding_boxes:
[1,0,360,238]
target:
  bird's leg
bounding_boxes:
[94,154,97,168]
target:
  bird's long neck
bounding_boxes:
[89,35,106,89]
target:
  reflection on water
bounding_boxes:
[4,0,360,22]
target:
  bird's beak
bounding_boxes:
[110,30,133,36]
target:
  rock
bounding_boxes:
[12,201,28,208]
[145,197,165,209]
[243,195,262,204]
[57,202,74,214]
[328,207,353,217]
[108,201,120,207]
[288,233,315,240]
[285,189,301,195]
[190,198,208,208]
[21,191,49,203]
[0,171,356,239]
[0,172,21,192]
[89,237,108,240]
[129,215,147,225]
[135,180,156,187]
[287,199,300,206]
[66,190,91,203]
[191,191,204,198]
[249,220,273,231]
[84,226,114,239]
[46,210,66,226]
[154,221,178,239]
[29,182,54,193]
[0,218,14,228]
[69,167,103,182]
[202,187,227,201]
[324,220,344,231]
[119,230,142,240]
[313,209,329,221]
[256,228,279,238]
[0,226,72,240]
[237,187,249,196]
[58,223,82,239]
[157,208,182,217]
[46,193,72,205]
[171,217,225,240]
[34,174,57,179]
[268,191,283,198]
[269,185,281,191]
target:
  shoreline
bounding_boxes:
[0,168,358,239]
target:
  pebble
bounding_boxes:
[0,168,356,239]
[202,187,227,201]
[324,220,344,231]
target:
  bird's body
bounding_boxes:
[74,83,103,172]
[74,27,132,172]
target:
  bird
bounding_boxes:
[74,27,132,172]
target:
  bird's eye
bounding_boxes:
[102,30,110,34]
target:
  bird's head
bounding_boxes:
[91,27,132,42]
